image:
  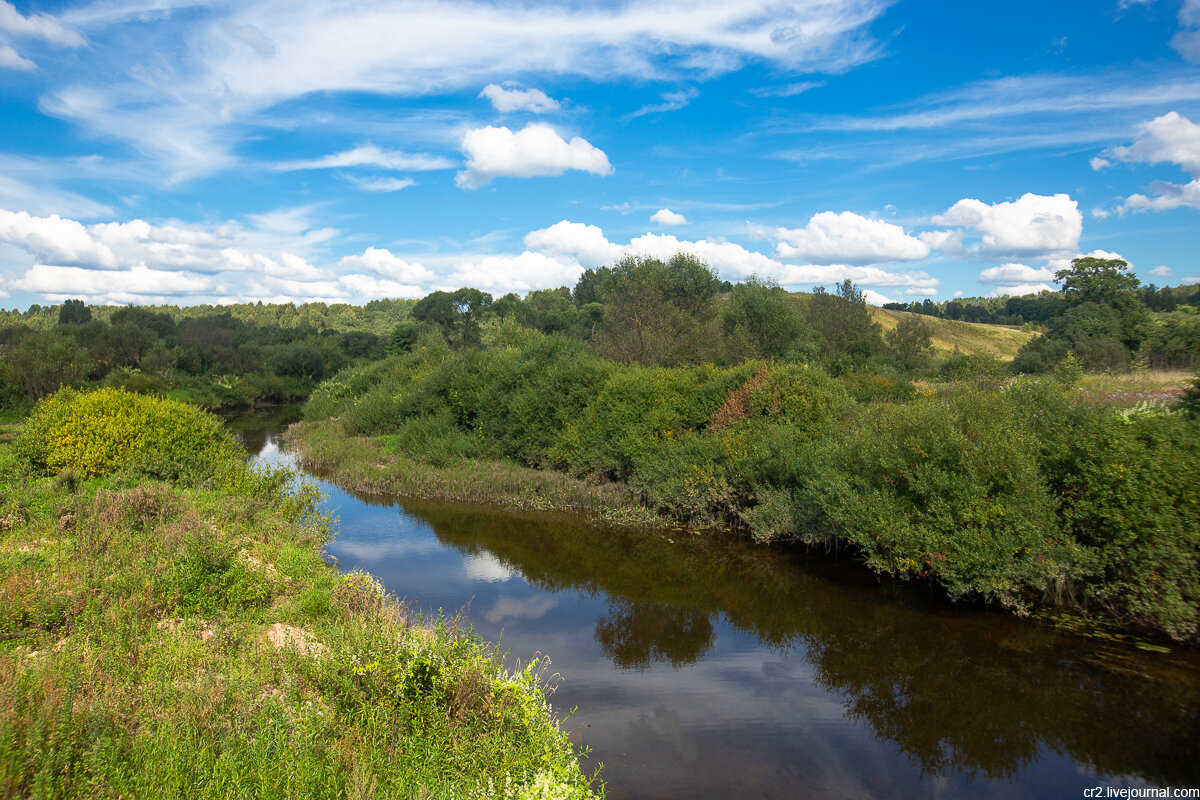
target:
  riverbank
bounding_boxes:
[0,390,601,799]
[285,419,662,528]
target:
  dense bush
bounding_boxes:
[15,387,244,483]
[793,388,1068,611]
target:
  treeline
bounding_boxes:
[398,254,942,380]
[884,283,1200,324]
[884,265,1200,371]
[0,299,413,409]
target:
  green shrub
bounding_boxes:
[553,362,758,480]
[794,388,1068,611]
[15,387,244,483]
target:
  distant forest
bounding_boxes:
[1,254,1199,411]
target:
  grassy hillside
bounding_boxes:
[870,306,1034,360]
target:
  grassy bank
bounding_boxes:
[285,419,660,528]
[0,389,601,799]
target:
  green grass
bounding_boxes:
[285,420,662,527]
[870,307,1035,360]
[0,436,601,798]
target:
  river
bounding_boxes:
[230,406,1200,800]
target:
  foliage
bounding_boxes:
[584,253,723,366]
[57,298,91,326]
[793,388,1067,611]
[806,279,884,359]
[14,387,244,483]
[722,276,810,361]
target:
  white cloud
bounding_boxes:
[1148,265,1173,277]
[0,1,84,47]
[273,145,454,172]
[1120,179,1200,212]
[524,220,626,268]
[0,210,118,268]
[650,208,688,226]
[448,251,584,294]
[1090,156,1112,170]
[986,283,1054,298]
[47,0,889,178]
[627,87,698,118]
[749,81,825,98]
[0,209,333,280]
[1103,112,1200,213]
[0,43,34,70]
[1105,111,1200,175]
[977,263,1056,284]
[479,83,559,113]
[336,273,424,299]
[456,124,612,188]
[918,229,965,255]
[1046,249,1129,273]
[774,211,930,265]
[13,263,213,301]
[932,193,1082,257]
[862,289,895,306]
[347,176,417,192]
[335,246,434,283]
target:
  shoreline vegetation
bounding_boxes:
[290,255,1200,645]
[0,389,602,799]
[284,419,661,528]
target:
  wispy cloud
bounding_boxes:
[36,0,891,179]
[627,87,698,119]
[271,145,454,172]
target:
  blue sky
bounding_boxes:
[0,0,1198,309]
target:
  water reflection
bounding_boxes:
[239,413,1200,798]
[399,498,1200,788]
[596,599,716,671]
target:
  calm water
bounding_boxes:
[234,407,1200,800]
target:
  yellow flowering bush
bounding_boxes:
[16,387,244,482]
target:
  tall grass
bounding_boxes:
[0,392,601,799]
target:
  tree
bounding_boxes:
[806,279,883,359]
[585,253,723,365]
[58,299,91,326]
[886,314,935,372]
[1055,257,1140,305]
[723,276,809,360]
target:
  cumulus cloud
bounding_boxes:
[1090,156,1112,170]
[479,83,559,113]
[524,221,626,268]
[335,246,434,283]
[774,211,930,264]
[456,124,612,188]
[1148,265,1173,277]
[918,229,966,255]
[932,193,1082,257]
[13,264,214,300]
[650,208,688,226]
[1103,112,1200,212]
[447,251,585,294]
[1105,111,1200,174]
[335,273,424,299]
[977,263,1056,284]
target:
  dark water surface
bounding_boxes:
[234,408,1200,800]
